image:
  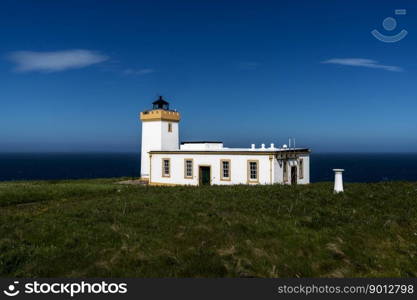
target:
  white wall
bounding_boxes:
[150,153,311,185]
[273,158,283,184]
[141,120,179,178]
[161,121,179,150]
[298,154,310,184]
[180,143,223,150]
[150,153,273,185]
[272,155,310,185]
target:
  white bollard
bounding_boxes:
[333,169,344,193]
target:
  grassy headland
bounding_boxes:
[0,179,416,277]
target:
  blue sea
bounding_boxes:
[0,153,417,183]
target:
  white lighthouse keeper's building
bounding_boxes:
[140,96,310,186]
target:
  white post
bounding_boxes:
[333,169,344,193]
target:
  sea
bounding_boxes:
[0,153,417,183]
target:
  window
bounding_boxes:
[283,161,288,182]
[184,159,193,178]
[299,159,304,179]
[162,158,170,177]
[247,160,259,182]
[168,123,172,132]
[220,159,231,181]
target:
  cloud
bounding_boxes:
[321,58,403,72]
[122,68,155,76]
[7,50,108,72]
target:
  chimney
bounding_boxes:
[251,144,255,149]
[270,143,275,149]
[261,143,265,149]
[333,169,345,193]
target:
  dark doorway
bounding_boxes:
[199,166,211,186]
[291,166,297,185]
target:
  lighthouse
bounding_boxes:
[139,96,180,180]
[139,96,310,186]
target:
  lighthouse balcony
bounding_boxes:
[140,109,181,122]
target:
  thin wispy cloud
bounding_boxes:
[321,58,403,72]
[122,68,155,76]
[7,50,108,73]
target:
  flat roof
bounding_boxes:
[181,141,223,144]
[149,148,310,155]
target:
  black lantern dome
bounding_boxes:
[152,96,169,110]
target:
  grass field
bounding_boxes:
[0,179,416,277]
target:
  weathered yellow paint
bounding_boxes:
[140,109,180,122]
[148,182,181,186]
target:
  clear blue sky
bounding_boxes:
[1,0,416,152]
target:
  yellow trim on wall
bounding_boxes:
[247,160,259,184]
[220,159,231,181]
[149,153,153,184]
[148,182,181,186]
[184,158,194,179]
[162,158,171,178]
[140,109,180,122]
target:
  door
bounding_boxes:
[291,166,297,185]
[199,166,211,186]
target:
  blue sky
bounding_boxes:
[1,0,416,152]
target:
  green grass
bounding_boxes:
[0,179,416,277]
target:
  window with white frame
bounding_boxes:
[248,160,258,181]
[162,158,170,177]
[168,123,172,132]
[299,158,304,179]
[184,159,193,178]
[221,160,230,180]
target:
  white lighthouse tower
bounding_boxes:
[139,96,180,180]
